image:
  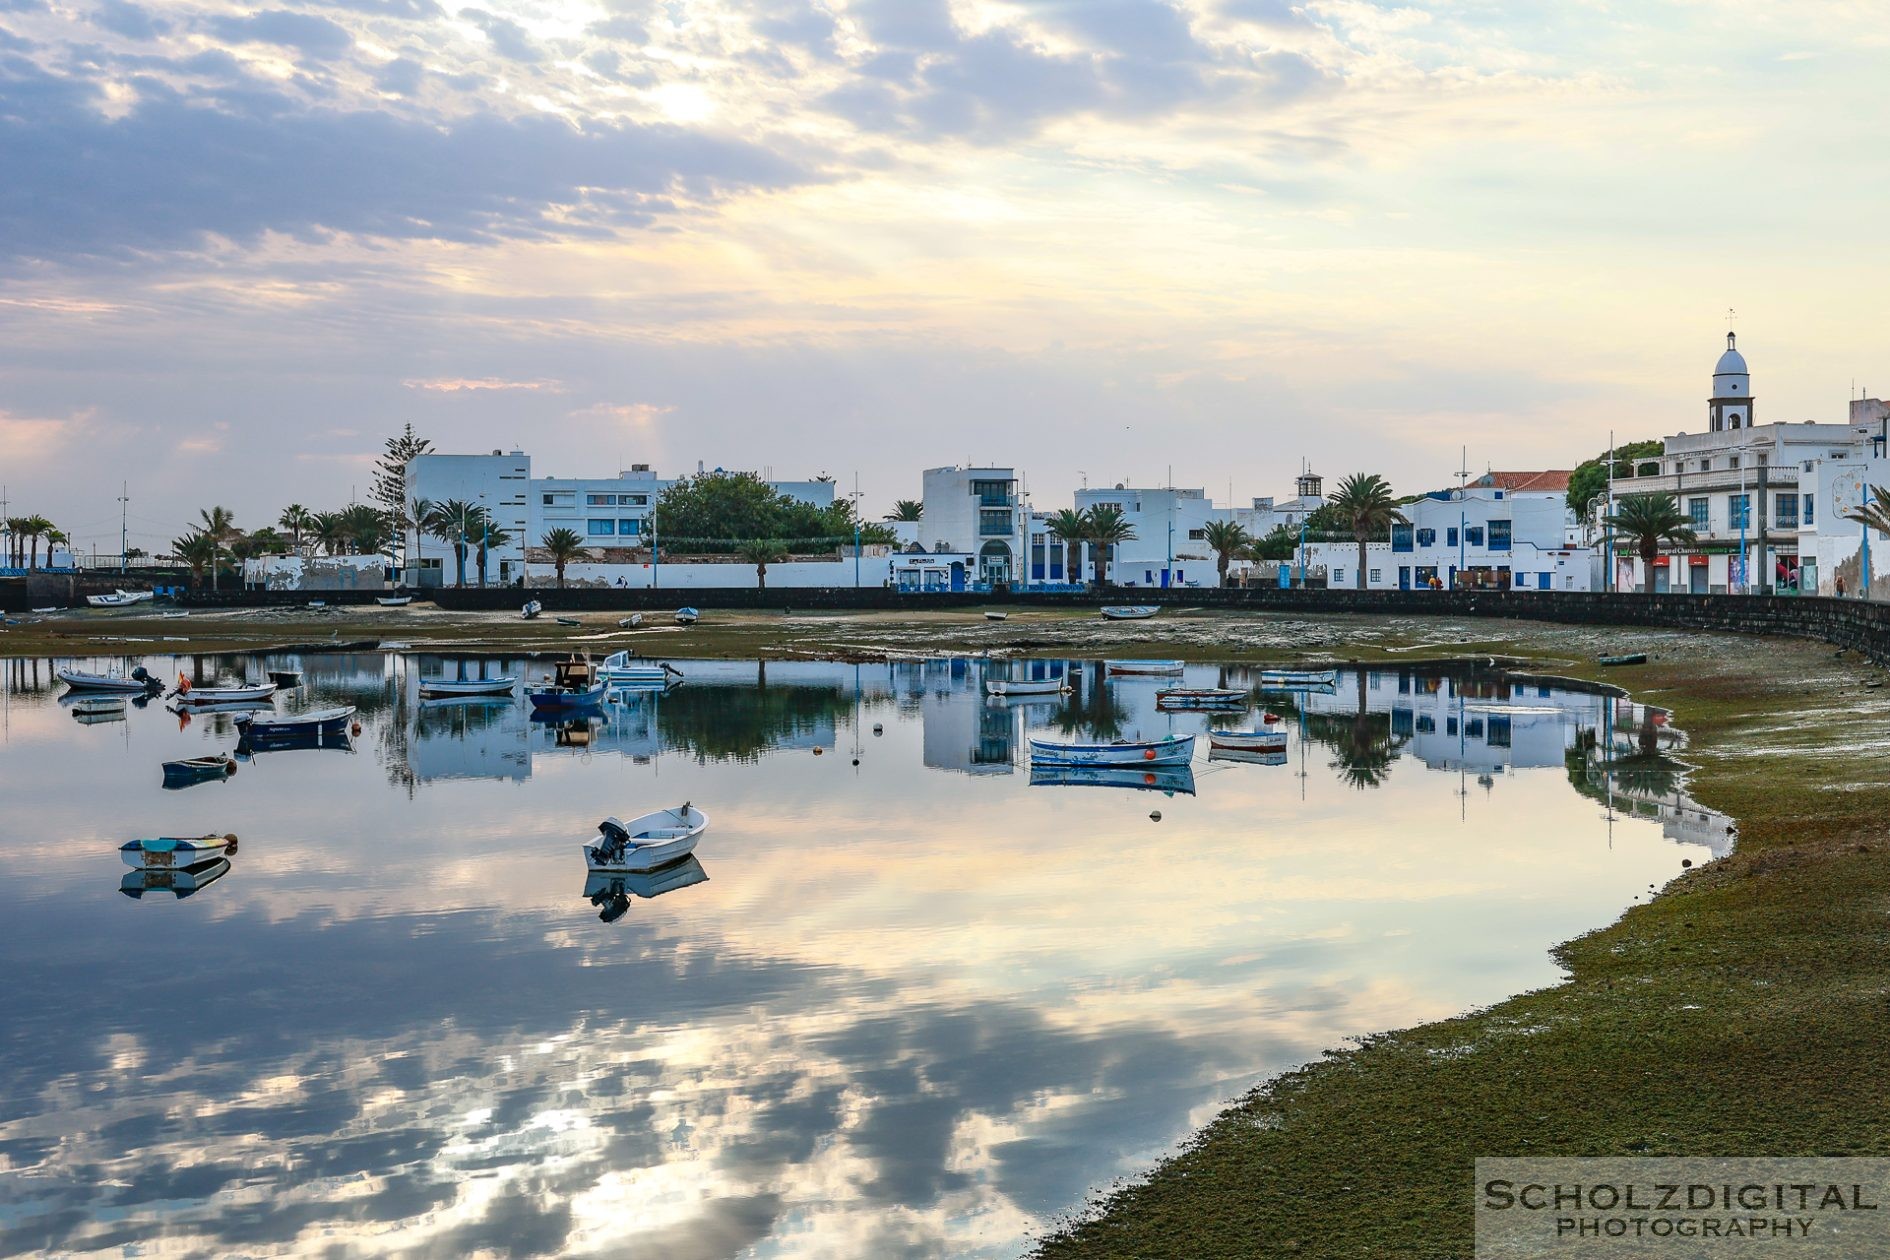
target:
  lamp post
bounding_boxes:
[1864,484,1875,600]
[1297,520,1306,589]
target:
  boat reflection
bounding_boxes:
[119,856,232,900]
[1029,764,1197,795]
[1209,747,1288,767]
[583,856,710,922]
[236,729,355,758]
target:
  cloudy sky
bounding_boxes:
[1,0,1886,555]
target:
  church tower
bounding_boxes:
[1708,331,1752,431]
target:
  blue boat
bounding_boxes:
[236,706,356,740]
[529,681,608,710]
[1027,732,1194,767]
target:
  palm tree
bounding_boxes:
[1083,505,1136,587]
[278,504,313,554]
[540,528,588,588]
[1327,474,1404,591]
[476,521,511,587]
[196,506,239,592]
[310,512,348,557]
[408,497,433,584]
[423,500,482,587]
[884,499,923,522]
[1604,493,1698,595]
[20,515,52,570]
[1045,508,1089,584]
[170,531,219,588]
[1202,520,1252,587]
[1843,484,1890,537]
[3,517,22,568]
[337,504,387,555]
[738,538,791,590]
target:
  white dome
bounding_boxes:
[1715,347,1748,376]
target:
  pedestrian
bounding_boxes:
[1836,575,1847,598]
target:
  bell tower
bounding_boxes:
[1709,330,1753,432]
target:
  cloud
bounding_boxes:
[0,407,88,457]
[90,0,170,40]
[206,10,355,58]
[461,7,542,63]
[567,401,672,427]
[404,377,564,392]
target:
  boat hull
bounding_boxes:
[1156,688,1246,708]
[120,858,230,899]
[1209,748,1288,767]
[1100,606,1158,620]
[237,706,356,739]
[1208,730,1287,752]
[175,684,277,705]
[162,757,235,787]
[377,596,413,606]
[121,837,233,868]
[57,669,156,693]
[418,676,517,697]
[1259,669,1338,687]
[584,807,707,872]
[1028,734,1195,767]
[1104,660,1184,676]
[530,683,608,710]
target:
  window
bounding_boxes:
[618,518,641,536]
[1334,568,1346,584]
[1369,568,1382,584]
[586,519,615,536]
[971,479,1012,507]
[586,494,615,506]
[1447,527,1459,547]
[1416,527,1436,547]
[1391,524,1414,553]
[1688,497,1709,529]
[1488,519,1511,550]
[1700,458,1712,472]
[1488,715,1512,748]
[1728,494,1750,530]
[1803,494,1815,526]
[1187,528,1205,541]
[543,494,555,505]
[978,508,1011,536]
[542,492,573,507]
[1465,526,1485,547]
[1729,455,1740,470]
[1774,494,1798,529]
[622,494,648,506]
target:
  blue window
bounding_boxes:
[1488,715,1512,748]
[1391,708,1414,736]
[1447,527,1459,547]
[619,518,641,536]
[979,509,1011,536]
[1391,524,1414,553]
[1415,527,1436,547]
[1465,526,1484,547]
[1774,495,1797,529]
[1688,497,1709,529]
[1803,494,1815,526]
[1728,494,1750,530]
[586,494,615,506]
[1488,519,1511,550]
[586,519,615,536]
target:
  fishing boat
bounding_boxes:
[984,611,1009,621]
[1259,668,1339,687]
[235,707,356,740]
[69,696,127,724]
[1027,732,1195,767]
[984,678,1067,697]
[1103,659,1184,676]
[120,835,236,868]
[162,756,237,788]
[598,652,681,686]
[1029,764,1197,795]
[120,857,230,899]
[56,666,159,693]
[674,607,700,625]
[1100,605,1159,620]
[1598,652,1648,667]
[583,805,707,872]
[1208,748,1288,767]
[417,675,517,698]
[173,683,277,706]
[522,599,543,620]
[1208,725,1288,752]
[618,614,643,629]
[1156,687,1247,709]
[530,680,608,710]
[84,590,152,608]
[376,594,413,607]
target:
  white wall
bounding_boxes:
[244,554,392,591]
[539,556,893,589]
[1304,489,1595,591]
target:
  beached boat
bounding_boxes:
[1208,747,1288,767]
[583,805,707,872]
[1100,605,1159,620]
[1156,687,1247,709]
[236,707,356,740]
[1259,668,1339,687]
[56,666,159,693]
[984,611,1009,621]
[162,756,237,788]
[674,607,700,625]
[1598,652,1648,667]
[173,683,277,706]
[120,857,231,899]
[418,675,517,698]
[85,590,152,608]
[1029,764,1197,795]
[1208,726,1288,752]
[1104,659,1184,676]
[376,594,413,607]
[599,652,681,686]
[120,835,236,868]
[984,678,1067,697]
[522,599,543,619]
[618,614,643,629]
[1028,732,1195,767]
[555,616,582,627]
[306,600,326,609]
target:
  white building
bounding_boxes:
[917,466,1028,588]
[1235,472,1328,542]
[1795,398,1890,596]
[1068,484,1228,588]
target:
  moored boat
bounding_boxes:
[162,756,238,788]
[57,666,159,693]
[236,706,356,740]
[1027,732,1195,767]
[984,678,1067,697]
[120,835,236,868]
[1104,659,1184,676]
[583,805,707,872]
[120,857,230,899]
[1029,764,1197,795]
[417,675,518,698]
[69,696,127,723]
[1100,605,1159,620]
[583,857,709,910]
[173,682,277,706]
[674,607,700,625]
[1259,668,1339,687]
[1208,747,1288,767]
[598,652,681,686]
[530,681,608,710]
[1208,726,1288,752]
[1156,687,1246,709]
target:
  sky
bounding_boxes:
[1,0,1887,557]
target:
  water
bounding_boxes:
[0,654,1728,1258]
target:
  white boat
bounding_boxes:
[1260,668,1339,687]
[984,678,1066,696]
[583,805,707,872]
[57,666,159,693]
[522,599,543,619]
[1156,687,1246,708]
[418,675,518,698]
[85,589,153,608]
[306,600,326,609]
[1208,727,1288,752]
[599,652,680,686]
[617,614,643,629]
[1104,659,1184,676]
[169,697,276,715]
[69,695,127,715]
[30,606,60,614]
[121,857,230,899]
[984,611,1009,621]
[120,835,235,868]
[174,683,277,705]
[674,607,700,625]
[377,595,413,606]
[162,756,237,787]
[1028,733,1195,767]
[1100,605,1159,620]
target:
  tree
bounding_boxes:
[19,515,53,570]
[337,503,388,555]
[476,521,511,588]
[1248,523,1299,563]
[1568,439,1664,516]
[170,531,219,588]
[1202,520,1252,586]
[540,528,588,588]
[1328,474,1405,591]
[2,517,21,568]
[1604,493,1698,595]
[423,500,483,587]
[884,499,923,522]
[1083,504,1136,587]
[1843,485,1890,537]
[196,506,239,592]
[278,504,313,553]
[1045,508,1089,583]
[370,424,433,557]
[654,470,870,552]
[738,538,791,589]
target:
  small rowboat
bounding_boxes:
[1156,687,1246,709]
[236,706,356,739]
[162,756,237,788]
[555,616,582,627]
[1104,659,1184,676]
[1100,605,1159,620]
[377,595,413,607]
[57,666,159,693]
[583,805,707,872]
[530,681,608,710]
[1028,733,1195,767]
[174,683,277,706]
[599,652,681,686]
[1208,727,1288,752]
[418,675,517,698]
[522,599,544,620]
[984,678,1067,697]
[1260,668,1339,687]
[618,614,643,629]
[1029,764,1197,795]
[984,611,1009,621]
[121,857,230,899]
[86,590,152,608]
[674,607,700,625]
[120,835,235,868]
[1598,652,1648,667]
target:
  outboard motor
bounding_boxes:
[592,818,630,865]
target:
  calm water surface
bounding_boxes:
[0,653,1728,1258]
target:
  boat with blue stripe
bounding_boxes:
[1027,732,1194,767]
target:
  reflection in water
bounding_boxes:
[0,655,1732,1257]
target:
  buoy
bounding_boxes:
[1143,748,1156,761]
[223,758,238,774]
[813,747,823,756]
[872,724,883,736]
[1149,809,1162,821]
[1143,773,1156,785]
[351,721,363,736]
[851,758,859,766]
